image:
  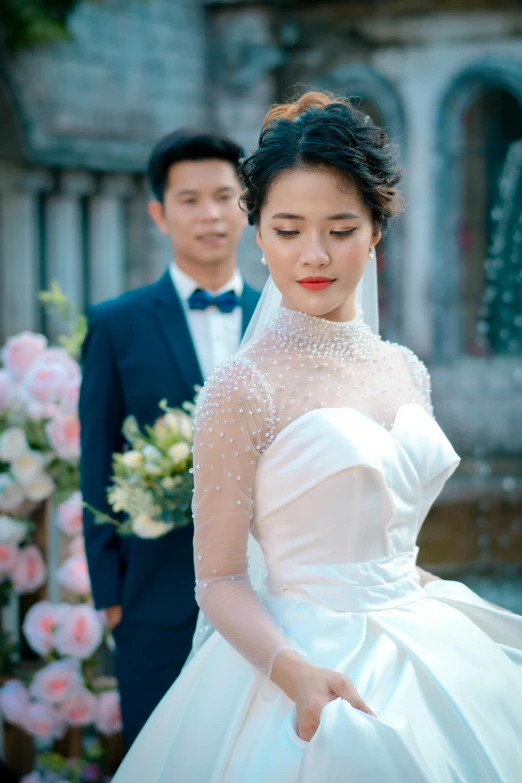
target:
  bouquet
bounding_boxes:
[87,400,195,539]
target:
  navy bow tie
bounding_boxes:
[188,288,242,314]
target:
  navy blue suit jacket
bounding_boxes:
[80,271,260,627]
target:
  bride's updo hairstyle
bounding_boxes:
[240,90,403,233]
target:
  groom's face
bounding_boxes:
[149,159,246,267]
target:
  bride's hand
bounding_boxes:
[271,650,376,742]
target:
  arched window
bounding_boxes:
[461,90,522,354]
[316,66,406,342]
[435,60,522,359]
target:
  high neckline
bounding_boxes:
[265,306,378,358]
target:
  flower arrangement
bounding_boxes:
[0,287,122,776]
[0,331,81,514]
[87,400,195,539]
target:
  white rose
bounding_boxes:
[0,475,25,512]
[142,445,162,463]
[10,451,44,486]
[131,513,174,539]
[162,413,179,437]
[24,472,55,503]
[0,515,28,545]
[168,442,191,466]
[178,415,193,442]
[0,428,28,462]
[121,450,143,470]
[143,462,163,477]
[107,486,128,513]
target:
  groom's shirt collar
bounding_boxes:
[168,261,244,381]
[169,261,243,300]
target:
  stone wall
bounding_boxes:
[3,0,207,171]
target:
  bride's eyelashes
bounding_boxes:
[273,228,357,238]
[274,229,299,237]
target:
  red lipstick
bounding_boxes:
[298,277,334,291]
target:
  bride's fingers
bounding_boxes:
[333,676,377,718]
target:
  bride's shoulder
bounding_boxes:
[382,340,432,404]
[195,354,273,421]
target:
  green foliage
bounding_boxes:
[35,742,106,783]
[39,281,88,360]
[0,1,82,52]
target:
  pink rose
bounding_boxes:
[60,377,81,415]
[69,535,85,556]
[0,543,17,575]
[56,492,83,537]
[46,413,80,460]
[23,601,69,656]
[24,700,66,739]
[0,369,13,414]
[1,332,47,380]
[37,348,80,381]
[58,554,91,596]
[95,690,122,736]
[54,604,103,659]
[0,679,30,727]
[11,545,47,594]
[24,361,69,404]
[59,685,97,727]
[29,659,82,705]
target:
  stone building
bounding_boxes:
[1,0,521,587]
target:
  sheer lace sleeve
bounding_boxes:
[400,346,434,416]
[192,358,301,677]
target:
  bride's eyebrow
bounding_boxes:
[271,212,304,220]
[270,211,360,220]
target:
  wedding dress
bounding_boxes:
[114,306,522,782]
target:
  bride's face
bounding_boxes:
[256,167,381,322]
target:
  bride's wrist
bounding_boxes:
[270,649,312,702]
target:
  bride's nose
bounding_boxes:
[300,235,330,267]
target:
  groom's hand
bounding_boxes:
[105,604,122,630]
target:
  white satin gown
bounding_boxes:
[114,307,522,782]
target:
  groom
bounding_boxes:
[80,129,259,748]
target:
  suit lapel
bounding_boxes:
[150,272,204,397]
[241,283,260,337]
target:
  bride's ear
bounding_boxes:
[371,224,382,248]
[256,230,263,251]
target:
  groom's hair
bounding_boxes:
[147,129,244,202]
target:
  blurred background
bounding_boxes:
[1,0,521,608]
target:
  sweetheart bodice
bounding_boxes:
[253,403,460,568]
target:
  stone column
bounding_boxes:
[0,165,52,342]
[126,177,151,290]
[88,174,134,304]
[45,171,95,340]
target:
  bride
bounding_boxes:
[114,91,522,782]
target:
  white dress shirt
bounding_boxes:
[169,262,244,381]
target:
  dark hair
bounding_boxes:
[147,129,244,201]
[240,91,403,232]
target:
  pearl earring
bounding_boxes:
[261,254,267,265]
[368,247,375,261]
